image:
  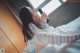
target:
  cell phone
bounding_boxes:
[38,8,49,23]
[38,8,43,14]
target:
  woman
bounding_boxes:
[19,6,48,41]
[19,6,49,53]
[19,6,80,53]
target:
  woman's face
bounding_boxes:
[25,7,42,25]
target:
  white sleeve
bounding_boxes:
[41,23,55,33]
[32,34,48,45]
[29,23,55,34]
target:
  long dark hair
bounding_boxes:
[19,7,34,41]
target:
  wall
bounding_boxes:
[48,2,80,27]
[0,0,26,53]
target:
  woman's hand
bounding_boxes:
[41,12,48,24]
[32,12,48,25]
[30,8,48,28]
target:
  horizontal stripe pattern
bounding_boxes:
[37,33,80,45]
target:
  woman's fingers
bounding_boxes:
[40,12,48,23]
[42,12,48,17]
